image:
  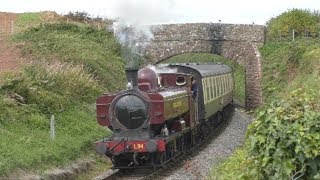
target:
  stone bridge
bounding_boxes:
[142,23,265,109]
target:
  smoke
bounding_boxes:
[147,64,177,74]
[111,0,175,69]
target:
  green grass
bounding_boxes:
[164,53,246,103]
[0,106,108,174]
[208,146,249,179]
[0,62,111,175]
[76,155,113,180]
[13,22,126,92]
[260,39,320,102]
[0,17,124,176]
[15,12,43,31]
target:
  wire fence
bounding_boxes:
[0,19,16,36]
[267,28,320,42]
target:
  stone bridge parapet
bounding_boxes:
[141,23,265,109]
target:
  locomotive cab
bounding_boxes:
[158,73,192,89]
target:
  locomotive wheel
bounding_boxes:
[209,114,216,127]
[159,152,167,168]
[151,153,158,169]
[152,152,167,168]
[113,155,132,168]
[222,108,228,120]
[217,112,223,124]
[200,122,211,135]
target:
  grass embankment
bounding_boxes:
[164,53,245,103]
[0,13,126,176]
[14,22,125,92]
[260,39,320,101]
[209,38,320,179]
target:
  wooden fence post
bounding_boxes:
[50,115,55,140]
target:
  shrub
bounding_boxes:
[243,89,320,179]
[301,47,320,75]
[266,9,319,41]
[65,11,92,23]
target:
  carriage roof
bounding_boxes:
[157,63,232,77]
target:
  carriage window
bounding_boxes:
[226,75,229,92]
[207,78,211,101]
[214,77,218,97]
[212,77,215,98]
[206,86,210,102]
[228,74,231,92]
[223,75,226,94]
[226,74,229,92]
[221,76,224,94]
[216,77,219,97]
[210,77,214,100]
[203,79,207,103]
[213,77,216,98]
[230,74,232,91]
[218,76,222,96]
[223,75,225,94]
[207,78,210,101]
[228,74,231,91]
[208,78,212,101]
[225,75,228,93]
[230,74,234,90]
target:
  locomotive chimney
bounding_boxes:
[125,68,139,90]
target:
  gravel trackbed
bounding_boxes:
[163,108,253,180]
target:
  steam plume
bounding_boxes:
[112,0,175,68]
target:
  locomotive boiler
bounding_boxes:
[95,63,234,169]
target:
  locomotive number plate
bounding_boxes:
[133,143,144,149]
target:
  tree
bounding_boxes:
[266,9,319,41]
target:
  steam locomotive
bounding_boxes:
[95,63,234,169]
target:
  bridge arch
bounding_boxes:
[141,23,265,109]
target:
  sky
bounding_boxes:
[1,0,319,25]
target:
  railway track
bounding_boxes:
[94,107,235,180]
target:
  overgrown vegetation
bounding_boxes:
[0,63,107,175]
[3,8,319,178]
[210,8,320,180]
[13,22,125,92]
[64,11,109,24]
[164,53,245,104]
[208,146,249,179]
[260,39,320,101]
[15,12,43,29]
[0,13,126,175]
[266,9,320,41]
[243,89,320,179]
